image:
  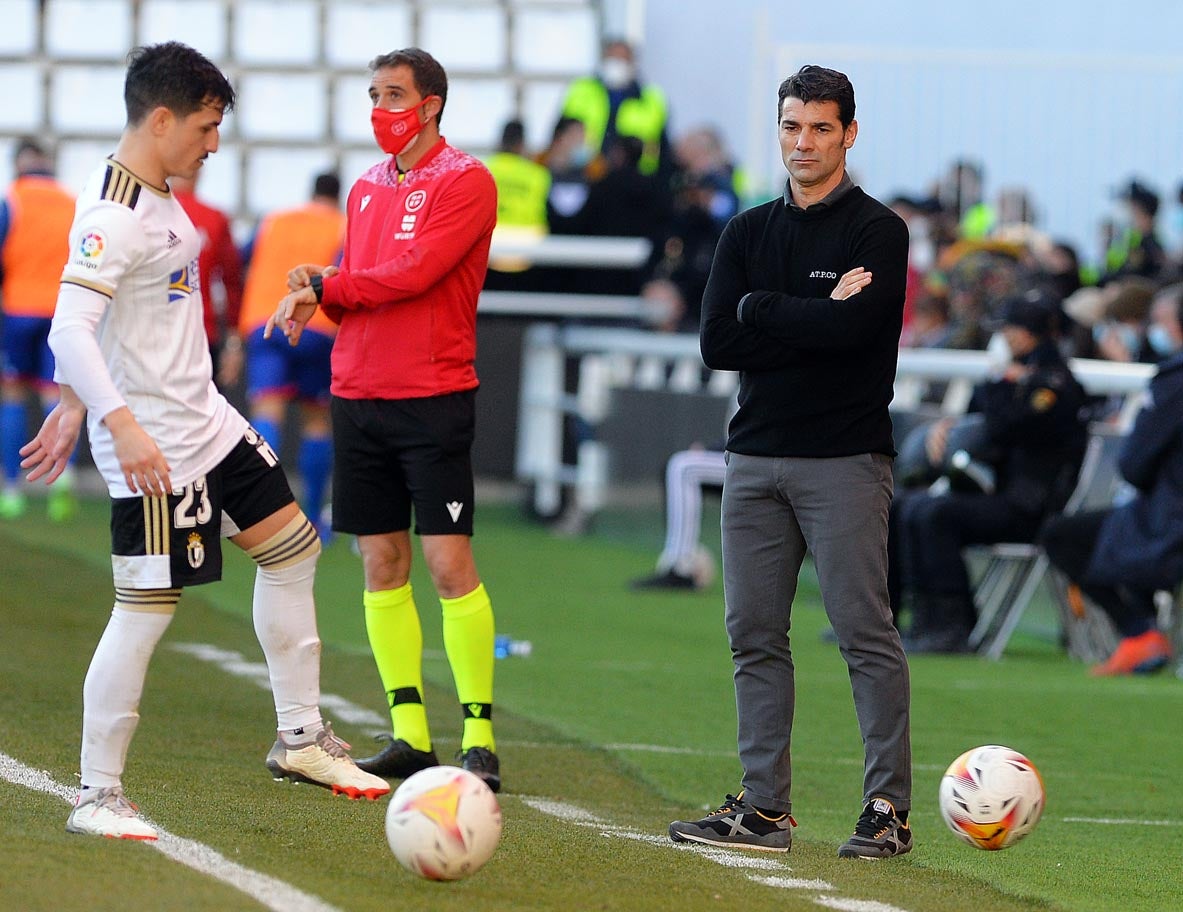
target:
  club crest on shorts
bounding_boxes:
[186,532,206,569]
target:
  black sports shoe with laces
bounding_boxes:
[838,797,913,858]
[459,746,501,793]
[353,735,438,779]
[669,791,795,852]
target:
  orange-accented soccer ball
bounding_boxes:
[385,766,502,880]
[939,745,1045,850]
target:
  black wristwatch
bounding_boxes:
[310,273,324,302]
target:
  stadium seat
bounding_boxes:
[46,0,131,58]
[50,67,126,133]
[422,6,507,72]
[237,73,327,141]
[325,4,414,68]
[969,424,1127,661]
[512,7,598,75]
[440,79,516,149]
[0,64,42,131]
[0,0,37,54]
[139,0,227,58]
[246,147,336,216]
[232,0,318,66]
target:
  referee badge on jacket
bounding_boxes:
[186,532,206,569]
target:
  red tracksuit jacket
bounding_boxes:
[321,138,497,400]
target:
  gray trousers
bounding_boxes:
[721,451,911,815]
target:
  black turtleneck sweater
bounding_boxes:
[700,183,909,458]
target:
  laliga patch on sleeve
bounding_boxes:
[72,229,108,271]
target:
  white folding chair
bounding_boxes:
[969,425,1126,660]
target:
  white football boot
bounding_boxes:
[265,721,391,800]
[66,787,158,840]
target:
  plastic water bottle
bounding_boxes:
[494,634,533,659]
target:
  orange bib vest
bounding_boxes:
[2,176,76,317]
[240,202,346,337]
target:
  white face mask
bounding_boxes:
[1148,323,1181,357]
[601,58,635,89]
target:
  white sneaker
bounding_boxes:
[265,721,391,801]
[66,787,158,840]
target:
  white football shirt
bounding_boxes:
[53,159,246,498]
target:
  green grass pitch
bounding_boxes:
[1,495,1180,911]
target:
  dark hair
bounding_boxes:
[777,65,855,128]
[551,115,581,143]
[14,136,47,161]
[499,119,525,152]
[124,42,235,125]
[312,172,340,202]
[369,48,448,126]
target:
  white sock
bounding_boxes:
[253,550,324,732]
[80,607,173,788]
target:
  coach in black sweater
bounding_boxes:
[669,66,913,860]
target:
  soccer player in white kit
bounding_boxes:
[20,42,388,840]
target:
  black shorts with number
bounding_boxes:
[109,428,295,589]
[331,390,476,537]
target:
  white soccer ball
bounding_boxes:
[938,744,1045,850]
[385,766,502,880]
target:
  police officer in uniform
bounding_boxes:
[893,291,1088,653]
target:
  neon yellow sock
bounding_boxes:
[364,584,431,752]
[441,582,495,751]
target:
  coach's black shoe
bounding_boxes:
[631,569,698,591]
[669,791,794,852]
[838,798,913,858]
[354,734,438,779]
[459,746,501,794]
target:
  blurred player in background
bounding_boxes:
[169,171,243,387]
[669,65,913,859]
[230,172,345,538]
[21,41,387,841]
[0,138,77,521]
[268,48,502,792]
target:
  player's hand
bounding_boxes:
[831,267,873,300]
[218,338,245,388]
[105,407,172,496]
[20,397,86,485]
[285,263,339,292]
[264,285,319,347]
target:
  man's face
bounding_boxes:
[162,101,223,181]
[778,96,856,190]
[369,65,423,113]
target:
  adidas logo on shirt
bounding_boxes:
[166,229,182,249]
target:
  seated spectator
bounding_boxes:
[900,291,953,349]
[890,291,1089,653]
[630,446,725,591]
[671,126,739,229]
[1091,276,1158,364]
[1041,284,1183,675]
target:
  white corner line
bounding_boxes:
[0,750,343,912]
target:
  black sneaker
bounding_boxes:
[353,735,438,779]
[669,791,794,852]
[459,746,501,794]
[838,797,913,858]
[631,569,699,591]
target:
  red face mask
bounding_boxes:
[370,97,435,156]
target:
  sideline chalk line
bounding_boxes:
[0,751,342,912]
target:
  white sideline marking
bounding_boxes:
[814,899,912,912]
[522,797,922,911]
[1063,816,1183,827]
[0,751,342,912]
[170,643,388,729]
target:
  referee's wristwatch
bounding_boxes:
[309,273,324,303]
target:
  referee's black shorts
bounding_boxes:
[331,390,476,537]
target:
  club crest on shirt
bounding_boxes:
[186,532,205,569]
[406,189,427,212]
